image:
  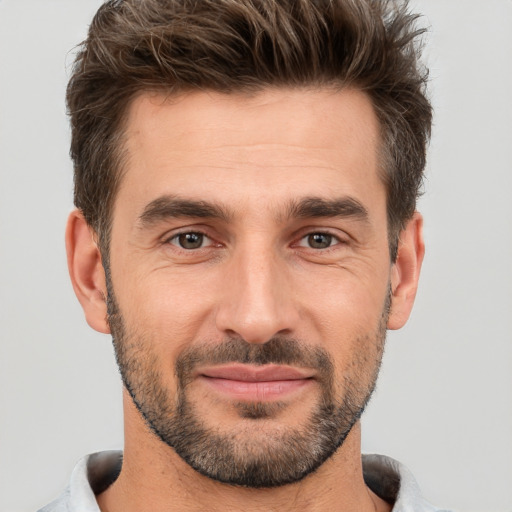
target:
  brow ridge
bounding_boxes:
[137,194,369,229]
[138,196,231,227]
[286,196,369,222]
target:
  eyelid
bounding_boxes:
[292,226,349,245]
[170,232,214,249]
[298,232,341,248]
[161,227,217,248]
[159,225,349,251]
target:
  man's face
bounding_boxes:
[107,88,393,487]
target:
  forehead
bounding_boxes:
[117,87,383,217]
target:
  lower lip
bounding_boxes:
[199,376,312,400]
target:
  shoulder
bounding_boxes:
[363,454,453,512]
[37,451,122,512]
[37,487,72,512]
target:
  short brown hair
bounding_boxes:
[67,0,432,259]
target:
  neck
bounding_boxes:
[97,393,390,512]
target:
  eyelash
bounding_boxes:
[296,232,343,250]
[166,231,216,250]
[164,230,345,252]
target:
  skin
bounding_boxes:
[66,87,424,512]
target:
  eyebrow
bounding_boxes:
[286,196,369,222]
[138,196,231,227]
[137,194,369,229]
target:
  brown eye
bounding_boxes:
[171,232,208,250]
[298,233,338,249]
[307,233,333,249]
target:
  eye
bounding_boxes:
[169,232,213,250]
[298,233,338,249]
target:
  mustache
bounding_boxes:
[175,337,334,383]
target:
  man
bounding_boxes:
[39,0,445,510]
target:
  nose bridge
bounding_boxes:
[216,234,297,344]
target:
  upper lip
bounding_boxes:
[199,364,315,382]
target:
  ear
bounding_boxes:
[387,212,425,330]
[65,210,111,334]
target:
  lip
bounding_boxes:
[200,363,314,382]
[197,364,315,401]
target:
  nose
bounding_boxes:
[215,244,300,344]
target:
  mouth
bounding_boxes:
[197,364,316,401]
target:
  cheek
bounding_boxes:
[299,270,389,377]
[298,266,390,334]
[116,267,218,348]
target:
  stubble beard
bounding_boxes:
[106,277,389,488]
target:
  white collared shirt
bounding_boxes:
[38,451,450,511]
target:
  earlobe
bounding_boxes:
[65,210,111,334]
[387,212,425,330]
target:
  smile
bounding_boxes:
[198,364,316,401]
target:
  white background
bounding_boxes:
[0,1,511,511]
